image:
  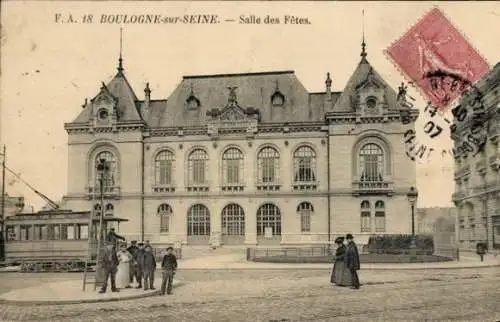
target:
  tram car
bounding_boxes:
[3,210,127,272]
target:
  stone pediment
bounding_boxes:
[355,72,384,92]
[219,104,248,121]
[206,103,260,136]
[92,83,118,110]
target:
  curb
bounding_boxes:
[0,289,161,306]
[1,262,499,273]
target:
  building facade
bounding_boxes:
[452,62,500,250]
[62,47,418,246]
[416,207,456,234]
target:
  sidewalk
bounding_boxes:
[177,253,500,270]
[0,279,179,305]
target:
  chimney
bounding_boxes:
[325,72,332,101]
[325,72,333,110]
[143,82,151,115]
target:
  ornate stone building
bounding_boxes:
[452,62,500,250]
[62,46,418,246]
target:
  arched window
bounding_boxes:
[257,204,281,236]
[105,204,114,216]
[157,204,172,233]
[360,200,371,232]
[221,204,245,236]
[187,204,210,236]
[297,202,314,233]
[188,149,208,185]
[94,151,117,188]
[293,146,316,182]
[94,204,102,213]
[375,200,385,232]
[359,144,384,182]
[155,150,175,185]
[222,148,244,184]
[257,147,280,184]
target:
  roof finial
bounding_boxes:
[361,10,367,60]
[117,27,124,74]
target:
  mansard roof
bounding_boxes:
[332,58,399,112]
[143,71,336,127]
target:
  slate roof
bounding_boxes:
[71,63,143,124]
[143,71,335,127]
[70,54,403,127]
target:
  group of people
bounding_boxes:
[98,228,178,296]
[330,233,361,289]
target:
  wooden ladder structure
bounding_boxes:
[82,190,105,291]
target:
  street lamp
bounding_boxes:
[94,158,110,290]
[407,187,419,249]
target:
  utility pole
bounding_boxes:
[0,145,6,261]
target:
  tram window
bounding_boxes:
[77,224,89,239]
[20,225,31,241]
[66,225,75,240]
[6,225,16,241]
[60,224,74,240]
[34,225,47,240]
[53,225,61,240]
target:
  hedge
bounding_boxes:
[366,234,434,255]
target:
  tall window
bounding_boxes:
[188,149,208,185]
[94,204,102,214]
[257,147,280,183]
[257,204,281,236]
[158,204,173,233]
[361,201,371,232]
[222,148,244,184]
[94,151,117,188]
[155,150,175,185]
[187,204,210,236]
[375,200,386,232]
[221,204,245,236]
[293,146,316,182]
[297,202,314,233]
[359,144,383,182]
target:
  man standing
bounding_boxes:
[127,240,139,285]
[99,241,120,294]
[142,245,157,291]
[106,228,125,245]
[133,242,145,289]
[345,233,361,289]
[160,247,178,295]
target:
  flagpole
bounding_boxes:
[1,145,6,261]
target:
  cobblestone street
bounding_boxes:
[0,268,499,321]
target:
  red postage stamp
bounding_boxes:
[385,7,490,110]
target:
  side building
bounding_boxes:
[62,45,419,246]
[452,62,500,251]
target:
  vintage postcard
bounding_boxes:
[0,1,499,321]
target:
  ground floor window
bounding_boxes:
[187,204,211,236]
[221,203,245,236]
[257,203,281,236]
[297,202,314,233]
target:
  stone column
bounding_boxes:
[210,202,221,247]
[244,200,257,245]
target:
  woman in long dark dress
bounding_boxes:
[330,237,352,286]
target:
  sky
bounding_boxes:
[1,1,499,211]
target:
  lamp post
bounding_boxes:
[94,158,110,289]
[407,186,419,248]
